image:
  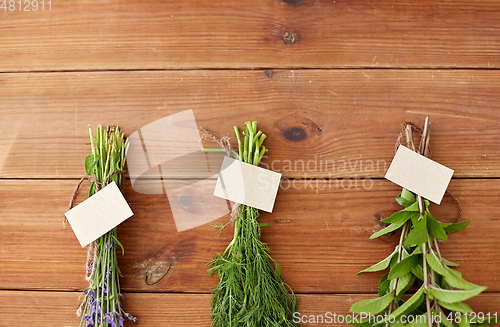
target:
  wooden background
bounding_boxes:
[1,0,500,325]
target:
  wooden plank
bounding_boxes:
[1,70,499,179]
[1,291,499,327]
[1,179,498,293]
[1,0,500,71]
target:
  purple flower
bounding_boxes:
[117,313,125,327]
[104,238,114,250]
[125,313,139,322]
[84,314,95,324]
[105,312,118,327]
[88,262,94,274]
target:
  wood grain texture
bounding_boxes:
[1,0,500,71]
[1,291,499,327]
[1,70,499,179]
[2,0,499,323]
[1,179,498,293]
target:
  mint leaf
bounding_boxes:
[444,220,472,234]
[427,212,448,241]
[388,254,419,280]
[85,155,98,175]
[405,214,428,246]
[349,292,394,315]
[358,248,398,275]
[429,286,487,303]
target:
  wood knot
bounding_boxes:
[282,0,303,3]
[274,111,325,144]
[284,127,307,142]
[276,219,292,224]
[265,69,273,77]
[145,261,171,285]
[282,31,296,44]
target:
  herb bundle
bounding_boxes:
[350,118,490,327]
[78,125,138,327]
[209,121,299,327]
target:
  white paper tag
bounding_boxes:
[65,182,134,247]
[213,157,282,213]
[385,145,454,204]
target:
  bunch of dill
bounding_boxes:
[209,121,299,327]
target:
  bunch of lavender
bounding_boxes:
[78,125,137,327]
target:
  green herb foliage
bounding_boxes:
[79,125,137,327]
[209,121,299,327]
[350,121,491,327]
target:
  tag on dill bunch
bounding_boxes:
[208,121,299,327]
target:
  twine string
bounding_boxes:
[198,126,241,219]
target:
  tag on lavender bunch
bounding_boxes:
[65,182,134,247]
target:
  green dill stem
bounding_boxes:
[252,130,262,144]
[257,147,268,165]
[251,121,257,133]
[248,130,254,162]
[244,121,253,133]
[234,126,243,161]
[253,142,260,165]
[244,123,251,145]
[257,134,267,148]
[243,128,249,162]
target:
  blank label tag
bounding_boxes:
[385,145,454,204]
[214,157,282,213]
[65,182,134,247]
